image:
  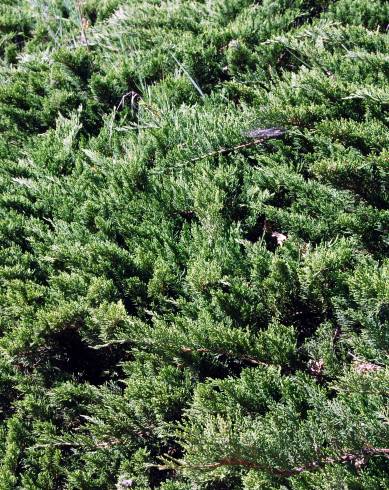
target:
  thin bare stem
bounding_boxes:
[76,0,89,48]
[180,346,270,366]
[160,447,389,478]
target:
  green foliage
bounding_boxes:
[0,0,388,488]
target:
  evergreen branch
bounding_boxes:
[186,138,270,165]
[90,339,131,350]
[151,127,285,173]
[33,441,82,449]
[187,127,286,164]
[162,447,389,477]
[180,346,270,367]
[150,140,266,175]
[33,437,121,450]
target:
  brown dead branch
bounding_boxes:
[159,447,389,478]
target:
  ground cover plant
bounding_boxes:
[0,0,388,488]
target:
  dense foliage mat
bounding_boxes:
[0,1,388,488]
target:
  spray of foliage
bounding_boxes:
[0,0,388,488]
